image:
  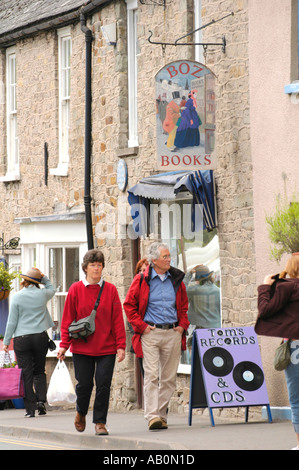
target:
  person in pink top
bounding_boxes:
[57,249,126,436]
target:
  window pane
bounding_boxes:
[48,246,79,338]
[127,8,138,146]
[181,230,221,365]
[62,38,71,98]
[65,247,79,290]
[49,248,63,291]
[9,56,16,111]
[61,100,70,163]
[59,32,71,165]
[6,49,18,171]
[160,199,221,366]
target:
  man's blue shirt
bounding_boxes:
[143,268,177,325]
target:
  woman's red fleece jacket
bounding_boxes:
[60,281,126,356]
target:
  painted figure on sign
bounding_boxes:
[173,90,202,150]
[163,99,180,150]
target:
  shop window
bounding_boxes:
[179,228,221,370]
[160,198,221,372]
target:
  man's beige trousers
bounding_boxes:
[141,328,182,422]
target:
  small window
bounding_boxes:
[194,0,203,63]
[126,0,138,147]
[297,0,299,78]
[285,1,299,94]
[5,46,19,179]
[51,27,71,176]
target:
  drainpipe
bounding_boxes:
[80,12,94,250]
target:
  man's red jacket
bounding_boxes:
[124,264,190,358]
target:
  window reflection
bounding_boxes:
[178,230,221,365]
[49,247,79,338]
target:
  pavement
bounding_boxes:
[0,405,297,451]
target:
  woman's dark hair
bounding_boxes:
[82,249,105,273]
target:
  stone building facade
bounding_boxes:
[0,0,298,415]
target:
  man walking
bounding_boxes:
[124,242,189,430]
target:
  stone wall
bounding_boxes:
[202,0,256,327]
[0,26,86,240]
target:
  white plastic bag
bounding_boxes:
[47,360,76,406]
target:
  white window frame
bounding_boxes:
[284,0,299,96]
[126,0,138,147]
[8,254,21,298]
[0,46,19,182]
[297,0,299,78]
[46,245,80,335]
[16,216,87,354]
[51,27,71,176]
[194,0,203,63]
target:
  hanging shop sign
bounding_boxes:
[155,60,216,170]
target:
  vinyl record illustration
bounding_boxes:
[233,361,264,391]
[202,347,234,377]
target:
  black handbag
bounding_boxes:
[68,281,105,341]
[48,337,56,351]
[45,332,56,351]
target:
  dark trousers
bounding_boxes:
[72,353,115,424]
[13,332,49,413]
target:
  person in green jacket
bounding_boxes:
[3,267,55,417]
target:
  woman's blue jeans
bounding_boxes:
[285,340,299,433]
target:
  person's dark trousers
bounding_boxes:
[13,332,49,413]
[72,353,115,424]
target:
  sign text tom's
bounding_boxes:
[155,60,216,170]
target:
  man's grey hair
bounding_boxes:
[147,242,169,266]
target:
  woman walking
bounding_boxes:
[57,249,126,436]
[3,267,55,417]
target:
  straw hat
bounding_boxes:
[20,268,42,284]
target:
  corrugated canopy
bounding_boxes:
[128,171,191,200]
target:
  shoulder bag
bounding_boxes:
[273,339,291,371]
[68,281,105,341]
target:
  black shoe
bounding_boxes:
[24,411,35,418]
[37,402,47,415]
